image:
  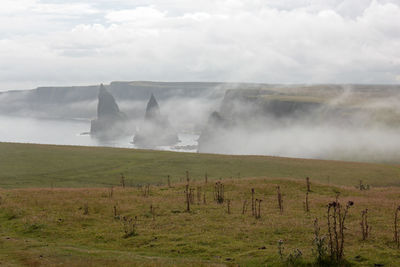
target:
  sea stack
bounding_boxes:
[134,94,179,147]
[90,84,127,137]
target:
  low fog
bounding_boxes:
[118,96,221,133]
[197,85,400,163]
[2,83,400,163]
[1,1,400,165]
[199,121,400,163]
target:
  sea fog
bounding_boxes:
[3,83,400,164]
[0,115,199,152]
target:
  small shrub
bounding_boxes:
[360,208,369,241]
[251,188,255,216]
[326,197,354,261]
[242,200,248,215]
[304,191,310,213]
[113,204,119,219]
[197,186,202,204]
[122,216,138,238]
[120,173,125,188]
[313,218,328,263]
[277,186,283,214]
[190,188,195,204]
[358,180,370,191]
[141,184,150,197]
[23,223,45,234]
[185,184,191,212]
[277,239,284,260]
[109,186,113,198]
[394,205,400,248]
[286,249,303,266]
[214,182,224,204]
[255,199,262,219]
[83,203,89,215]
[150,204,156,221]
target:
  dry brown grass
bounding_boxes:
[0,177,400,266]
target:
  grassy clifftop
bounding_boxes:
[1,142,400,266]
[1,142,400,188]
[1,178,400,266]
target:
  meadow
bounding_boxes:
[1,142,400,188]
[1,142,400,266]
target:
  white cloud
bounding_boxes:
[0,0,399,90]
[106,6,166,23]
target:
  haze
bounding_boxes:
[1,1,400,163]
[1,0,400,91]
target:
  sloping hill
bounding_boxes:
[1,142,399,188]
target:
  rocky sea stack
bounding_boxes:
[90,84,127,138]
[134,94,179,147]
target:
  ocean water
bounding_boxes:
[0,115,198,153]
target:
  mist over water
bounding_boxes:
[5,110,400,163]
[199,121,400,163]
[0,115,198,152]
[3,83,400,163]
[196,85,400,163]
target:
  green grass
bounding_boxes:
[1,179,400,266]
[1,142,400,265]
[1,142,400,189]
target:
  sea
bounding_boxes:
[0,115,199,153]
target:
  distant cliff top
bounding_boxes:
[1,82,399,120]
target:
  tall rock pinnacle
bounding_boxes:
[97,84,121,119]
[90,84,127,138]
[145,93,161,121]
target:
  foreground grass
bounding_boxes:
[1,142,400,188]
[1,178,400,266]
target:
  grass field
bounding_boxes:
[1,142,400,188]
[1,142,400,266]
[1,178,400,266]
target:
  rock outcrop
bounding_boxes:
[133,94,179,147]
[90,84,127,137]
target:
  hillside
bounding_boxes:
[1,143,400,266]
[1,142,400,189]
[1,176,400,266]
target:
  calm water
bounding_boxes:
[0,115,198,152]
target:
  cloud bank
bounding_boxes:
[0,0,399,91]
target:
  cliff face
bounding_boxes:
[90,84,127,137]
[219,89,323,119]
[133,94,179,147]
[2,83,400,120]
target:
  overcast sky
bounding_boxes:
[1,0,399,91]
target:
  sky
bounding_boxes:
[0,0,400,91]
